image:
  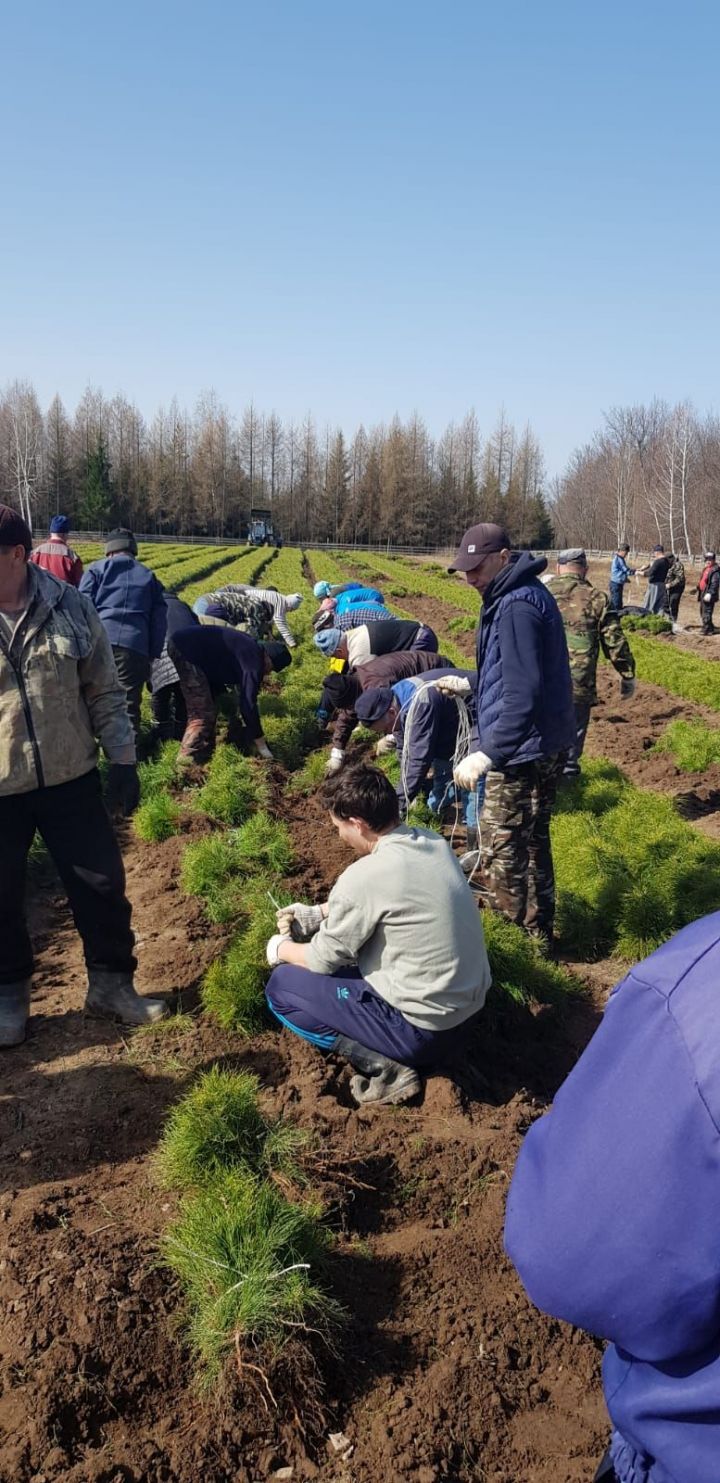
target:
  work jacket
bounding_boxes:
[0,565,135,796]
[473,552,575,768]
[326,650,454,750]
[29,535,83,586]
[545,574,635,706]
[80,554,167,658]
[393,667,476,802]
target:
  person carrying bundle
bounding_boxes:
[353,670,478,823]
[316,649,455,775]
[265,764,491,1106]
[314,616,438,668]
[168,624,291,764]
[313,578,385,608]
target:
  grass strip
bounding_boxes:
[628,633,720,711]
[654,718,720,772]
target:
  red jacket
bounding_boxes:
[29,536,83,586]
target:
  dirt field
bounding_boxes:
[4,555,718,1483]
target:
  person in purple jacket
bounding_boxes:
[504,912,720,1483]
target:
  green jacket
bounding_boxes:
[0,564,135,796]
[545,574,635,706]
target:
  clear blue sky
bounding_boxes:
[1,0,718,475]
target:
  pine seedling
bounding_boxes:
[134,790,183,842]
[231,812,294,876]
[481,911,578,1006]
[196,746,269,824]
[155,1066,267,1187]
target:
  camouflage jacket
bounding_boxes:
[0,564,135,796]
[205,588,274,641]
[545,574,635,705]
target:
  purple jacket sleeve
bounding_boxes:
[504,967,720,1362]
[482,599,545,768]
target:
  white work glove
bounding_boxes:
[266,932,289,966]
[325,747,344,775]
[375,735,397,755]
[276,902,324,940]
[255,737,273,760]
[704,593,713,604]
[620,677,636,699]
[434,674,473,697]
[454,751,493,790]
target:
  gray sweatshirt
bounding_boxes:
[305,825,491,1030]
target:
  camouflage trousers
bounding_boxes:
[168,644,218,764]
[478,754,564,941]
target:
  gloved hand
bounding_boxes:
[266,933,289,967]
[620,677,636,699]
[254,736,273,760]
[434,674,473,696]
[454,751,493,790]
[704,593,713,605]
[325,747,344,775]
[106,763,140,818]
[375,735,397,756]
[276,902,324,940]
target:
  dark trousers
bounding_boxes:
[112,645,150,743]
[563,701,592,777]
[167,643,219,763]
[0,770,136,985]
[701,597,717,634]
[668,587,684,620]
[150,683,188,741]
[608,582,624,611]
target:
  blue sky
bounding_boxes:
[1,0,718,475]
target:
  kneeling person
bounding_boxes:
[265,765,491,1106]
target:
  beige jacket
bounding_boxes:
[0,564,135,796]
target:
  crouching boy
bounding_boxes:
[265,765,491,1105]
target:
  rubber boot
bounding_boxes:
[459,825,480,875]
[334,1034,421,1106]
[84,970,168,1026]
[0,979,31,1048]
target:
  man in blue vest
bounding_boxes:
[443,523,575,946]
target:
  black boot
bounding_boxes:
[334,1035,422,1106]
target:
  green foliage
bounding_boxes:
[628,634,720,711]
[448,614,477,635]
[405,796,443,831]
[162,1170,342,1381]
[134,790,182,842]
[155,1065,304,1188]
[201,884,281,1033]
[552,758,720,960]
[231,811,294,876]
[137,741,182,796]
[481,912,578,1005]
[287,749,331,794]
[181,817,292,922]
[80,436,113,527]
[655,718,720,772]
[621,612,673,634]
[196,746,268,824]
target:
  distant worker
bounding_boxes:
[608,543,635,611]
[149,590,199,742]
[29,514,84,586]
[0,504,165,1044]
[697,551,720,635]
[168,624,291,764]
[314,617,438,668]
[354,670,479,826]
[665,552,686,622]
[505,912,720,1483]
[313,579,385,608]
[317,649,454,775]
[80,529,167,744]
[193,589,274,641]
[446,523,575,947]
[265,765,491,1105]
[221,584,304,648]
[641,545,671,614]
[545,549,636,778]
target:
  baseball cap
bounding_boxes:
[355,687,395,724]
[558,548,587,565]
[448,522,511,573]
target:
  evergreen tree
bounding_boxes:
[80,436,113,529]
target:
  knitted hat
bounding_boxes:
[286,593,303,610]
[355,687,395,724]
[50,514,70,535]
[105,528,137,556]
[313,580,331,599]
[262,640,292,672]
[314,627,342,656]
[0,505,32,552]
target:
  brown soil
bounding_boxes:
[0,781,612,1483]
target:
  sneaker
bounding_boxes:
[350,1063,422,1106]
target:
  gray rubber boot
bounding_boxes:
[84,970,168,1026]
[334,1034,422,1106]
[0,979,31,1048]
[459,826,480,875]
